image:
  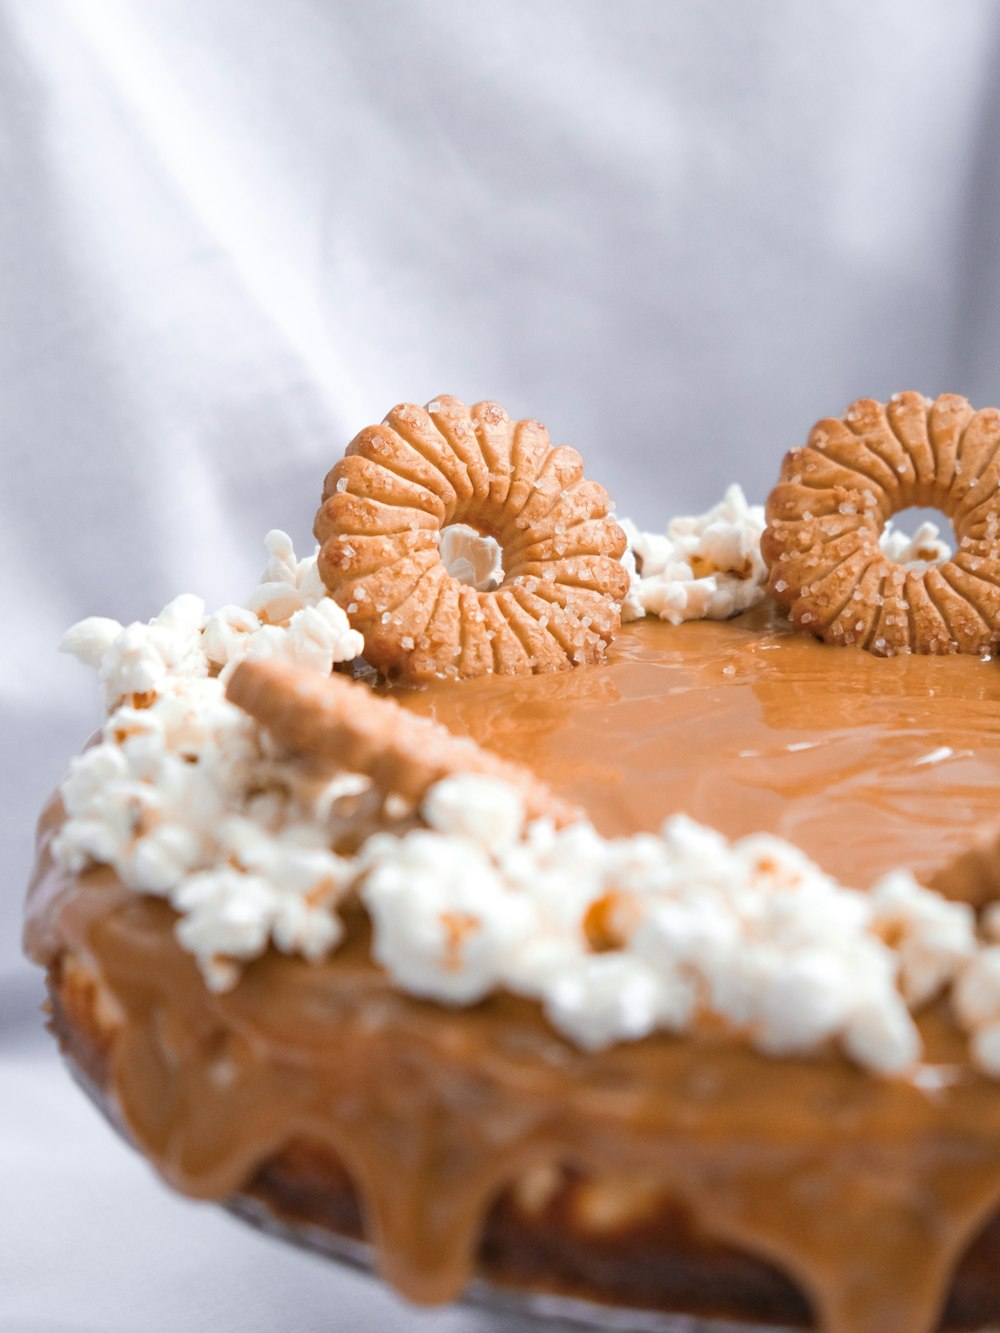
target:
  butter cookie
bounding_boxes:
[763,392,1000,654]
[314,397,629,680]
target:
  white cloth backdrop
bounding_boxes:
[4,1,1000,1328]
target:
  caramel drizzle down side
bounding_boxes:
[24,801,1000,1333]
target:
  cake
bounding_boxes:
[25,393,1000,1333]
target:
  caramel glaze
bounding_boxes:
[398,605,1000,892]
[24,607,1000,1333]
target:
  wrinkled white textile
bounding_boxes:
[5,1,1000,1327]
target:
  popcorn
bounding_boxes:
[130,824,205,894]
[54,524,1000,1081]
[61,594,208,706]
[619,489,952,629]
[356,784,953,1075]
[542,954,673,1050]
[238,600,363,677]
[954,948,1000,1028]
[202,604,260,667]
[173,868,277,988]
[438,524,504,592]
[619,485,767,625]
[59,616,122,668]
[422,775,525,851]
[631,896,740,979]
[251,528,330,621]
[869,870,976,1007]
[55,532,362,985]
[971,1022,1000,1078]
[282,600,364,671]
[880,518,952,569]
[752,950,858,1055]
[843,994,922,1075]
[362,831,536,1004]
[204,536,363,677]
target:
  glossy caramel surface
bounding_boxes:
[398,606,1000,888]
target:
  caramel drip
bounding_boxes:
[397,606,1000,889]
[25,608,1000,1333]
[25,846,1000,1333]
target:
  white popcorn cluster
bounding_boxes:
[620,485,768,624]
[364,788,989,1075]
[55,532,364,989]
[880,517,952,569]
[619,491,952,626]
[438,523,504,592]
[63,531,363,711]
[54,525,1000,1080]
[951,903,1000,1076]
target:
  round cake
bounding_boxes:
[25,393,1000,1333]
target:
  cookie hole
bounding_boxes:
[881,507,954,569]
[439,524,504,591]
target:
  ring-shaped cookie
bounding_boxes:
[762,392,1000,655]
[314,396,630,680]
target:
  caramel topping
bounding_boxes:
[25,830,1000,1333]
[398,604,1000,891]
[25,605,1000,1333]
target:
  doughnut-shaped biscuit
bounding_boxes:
[315,396,630,680]
[762,392,1000,655]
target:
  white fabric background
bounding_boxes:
[4,1,1000,1328]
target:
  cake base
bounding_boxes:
[42,949,1000,1333]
